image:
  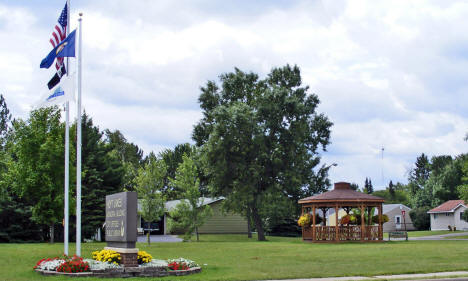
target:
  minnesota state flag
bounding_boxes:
[40,29,76,69]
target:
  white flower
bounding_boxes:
[83,259,122,270]
[166,258,199,268]
[37,259,65,271]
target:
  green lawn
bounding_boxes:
[1,235,468,281]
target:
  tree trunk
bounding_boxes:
[147,231,151,246]
[247,207,252,238]
[196,227,199,242]
[49,223,55,243]
[250,204,266,241]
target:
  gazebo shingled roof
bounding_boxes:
[298,182,385,203]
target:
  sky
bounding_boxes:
[1,0,467,189]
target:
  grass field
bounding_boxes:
[1,235,468,281]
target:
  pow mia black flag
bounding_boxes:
[47,64,67,90]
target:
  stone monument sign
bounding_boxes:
[105,191,138,267]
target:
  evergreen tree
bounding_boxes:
[408,153,430,195]
[350,183,359,191]
[104,129,143,191]
[388,180,395,198]
[0,94,11,148]
[363,178,369,193]
[368,178,374,194]
[159,143,196,200]
[76,113,124,240]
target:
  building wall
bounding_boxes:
[327,209,347,226]
[383,206,415,232]
[197,200,248,234]
[430,212,455,230]
[454,206,468,230]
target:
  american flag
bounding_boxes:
[50,3,68,70]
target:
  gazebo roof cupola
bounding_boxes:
[298,182,385,204]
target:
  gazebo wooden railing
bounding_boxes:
[303,225,380,241]
[298,182,385,243]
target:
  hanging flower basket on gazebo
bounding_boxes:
[298,182,385,243]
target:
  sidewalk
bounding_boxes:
[267,271,468,281]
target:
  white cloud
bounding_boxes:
[1,0,468,188]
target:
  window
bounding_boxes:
[395,216,401,224]
[461,212,465,221]
[445,213,451,217]
[434,214,437,219]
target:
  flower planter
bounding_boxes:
[35,266,202,278]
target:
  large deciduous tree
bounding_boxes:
[7,107,65,243]
[193,65,332,241]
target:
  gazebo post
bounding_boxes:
[335,204,339,242]
[378,204,383,240]
[360,204,365,241]
[312,205,316,241]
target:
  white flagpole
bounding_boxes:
[76,12,83,257]
[64,0,71,256]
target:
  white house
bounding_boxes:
[427,200,468,231]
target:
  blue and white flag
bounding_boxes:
[35,73,75,109]
[40,29,76,69]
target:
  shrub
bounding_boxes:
[268,217,301,237]
[409,206,431,230]
[92,249,121,265]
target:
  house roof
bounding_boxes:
[299,182,385,204]
[165,197,224,212]
[138,197,224,213]
[427,200,467,213]
[382,204,411,214]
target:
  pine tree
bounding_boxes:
[388,180,395,198]
[368,178,374,194]
[76,113,124,240]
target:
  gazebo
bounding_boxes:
[298,182,385,242]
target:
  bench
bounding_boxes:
[388,231,408,241]
[137,228,144,235]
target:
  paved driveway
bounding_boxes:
[412,231,468,241]
[137,235,183,243]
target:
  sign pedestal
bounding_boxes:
[105,247,138,267]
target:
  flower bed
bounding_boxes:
[34,252,201,278]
